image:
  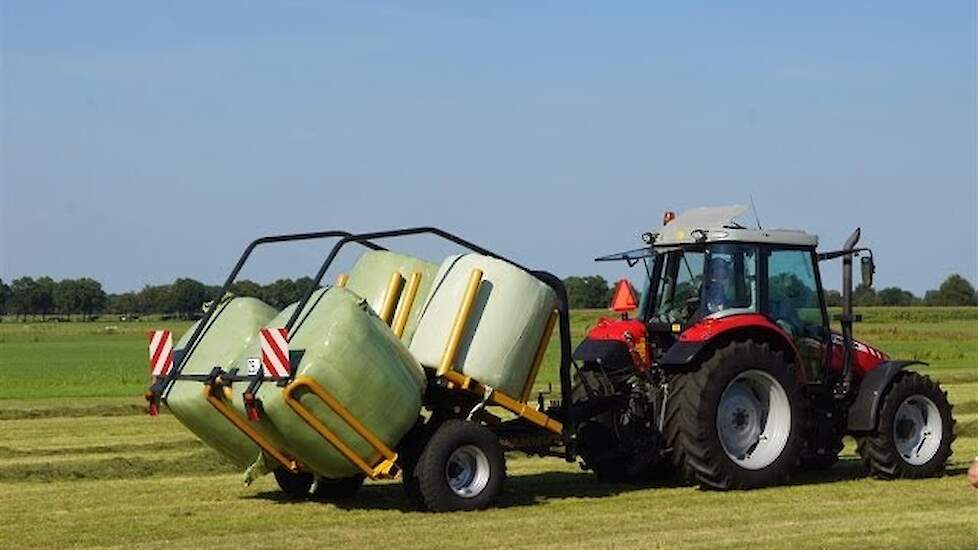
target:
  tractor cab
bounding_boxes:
[593,205,834,383]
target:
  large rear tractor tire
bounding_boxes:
[415,419,506,512]
[664,340,806,490]
[856,372,954,479]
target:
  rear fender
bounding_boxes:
[847,360,927,432]
[573,339,633,366]
[659,314,807,384]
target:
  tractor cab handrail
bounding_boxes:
[817,247,873,262]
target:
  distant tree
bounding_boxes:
[823,289,843,307]
[136,284,173,314]
[564,275,612,309]
[877,286,916,307]
[53,279,84,318]
[0,279,11,320]
[262,278,303,309]
[853,284,878,307]
[925,274,976,306]
[169,278,210,318]
[9,277,37,320]
[229,280,264,299]
[34,276,57,319]
[107,292,141,315]
[76,278,107,317]
[295,276,318,298]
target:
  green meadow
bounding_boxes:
[0,308,975,548]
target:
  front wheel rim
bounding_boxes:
[716,369,792,470]
[445,445,491,498]
[893,395,943,466]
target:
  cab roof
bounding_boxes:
[651,205,819,247]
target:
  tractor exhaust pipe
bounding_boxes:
[835,228,861,399]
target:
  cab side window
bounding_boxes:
[765,250,825,338]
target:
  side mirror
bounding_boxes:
[860,256,875,288]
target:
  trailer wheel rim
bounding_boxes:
[716,369,791,470]
[893,395,943,466]
[445,444,490,498]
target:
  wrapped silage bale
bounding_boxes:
[344,250,439,343]
[231,287,426,480]
[409,254,558,397]
[165,296,279,467]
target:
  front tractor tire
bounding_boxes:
[664,340,806,490]
[414,419,506,512]
[856,372,954,479]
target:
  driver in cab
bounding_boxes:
[703,257,732,314]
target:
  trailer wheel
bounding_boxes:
[312,475,364,500]
[664,339,806,490]
[856,372,954,479]
[397,417,430,509]
[273,469,314,498]
[415,419,505,512]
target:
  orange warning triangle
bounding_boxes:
[610,279,639,312]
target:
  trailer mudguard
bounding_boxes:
[847,360,927,432]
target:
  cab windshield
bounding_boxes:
[648,243,758,323]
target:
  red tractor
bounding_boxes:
[573,206,955,489]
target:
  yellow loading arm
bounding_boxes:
[282,375,399,480]
[378,272,405,325]
[202,384,299,473]
[391,272,423,338]
[435,269,563,435]
[520,309,558,402]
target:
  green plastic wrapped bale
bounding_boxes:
[345,250,439,343]
[166,296,279,467]
[410,254,558,397]
[231,287,425,479]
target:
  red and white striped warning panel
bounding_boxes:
[148,330,173,376]
[260,328,291,378]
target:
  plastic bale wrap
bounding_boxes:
[410,254,558,397]
[232,288,426,479]
[345,250,439,343]
[165,296,279,468]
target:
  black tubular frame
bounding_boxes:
[157,230,384,399]
[155,226,576,452]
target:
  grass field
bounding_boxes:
[1,308,976,548]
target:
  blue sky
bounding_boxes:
[2,1,975,294]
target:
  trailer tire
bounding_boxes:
[273,469,314,498]
[415,419,505,512]
[312,475,364,500]
[397,417,430,509]
[664,339,806,490]
[856,372,954,479]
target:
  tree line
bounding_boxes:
[0,273,974,321]
[563,274,978,309]
[0,276,318,321]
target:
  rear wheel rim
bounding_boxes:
[445,445,490,498]
[716,369,792,470]
[893,395,942,466]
